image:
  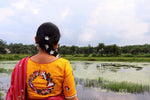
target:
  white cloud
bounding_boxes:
[11,0,27,10]
[11,0,42,15]
[31,9,39,15]
[0,0,150,46]
[61,8,70,20]
[62,28,75,39]
[0,8,14,22]
[78,0,149,46]
[78,29,96,42]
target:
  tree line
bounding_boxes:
[0,39,150,57]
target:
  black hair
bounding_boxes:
[36,22,60,57]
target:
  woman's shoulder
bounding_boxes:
[17,57,29,65]
[57,57,69,63]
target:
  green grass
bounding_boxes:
[64,56,150,62]
[0,92,3,99]
[102,81,150,93]
[0,54,150,62]
[0,54,31,61]
[76,77,150,93]
[0,68,13,73]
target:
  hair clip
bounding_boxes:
[45,36,50,41]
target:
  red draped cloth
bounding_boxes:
[6,57,65,100]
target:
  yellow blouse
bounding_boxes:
[26,58,77,99]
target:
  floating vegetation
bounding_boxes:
[0,92,4,100]
[96,63,143,72]
[84,62,92,65]
[71,65,77,70]
[83,65,88,69]
[75,77,150,93]
[70,61,76,64]
[0,68,13,73]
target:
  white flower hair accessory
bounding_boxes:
[45,44,49,50]
[50,50,54,55]
[45,36,50,41]
[56,54,59,58]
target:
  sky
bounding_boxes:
[0,0,150,47]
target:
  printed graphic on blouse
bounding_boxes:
[28,70,55,95]
[65,86,70,91]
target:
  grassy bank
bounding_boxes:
[0,54,150,62]
[64,56,150,62]
[0,54,31,61]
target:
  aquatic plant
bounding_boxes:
[97,63,143,72]
[75,77,150,93]
[0,92,3,99]
[0,68,13,73]
[103,81,150,93]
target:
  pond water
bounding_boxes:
[0,61,150,100]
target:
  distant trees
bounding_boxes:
[0,39,150,56]
[56,43,150,57]
[7,43,37,54]
[0,39,37,54]
[121,44,150,55]
[59,45,69,56]
[59,43,121,57]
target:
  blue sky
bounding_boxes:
[0,0,150,46]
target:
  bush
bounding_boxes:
[13,55,20,59]
[91,53,96,57]
[73,54,80,57]
[0,68,7,73]
[137,54,150,57]
[84,54,89,57]
[122,54,134,57]
[0,92,3,98]
[0,55,3,59]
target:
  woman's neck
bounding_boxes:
[30,49,58,64]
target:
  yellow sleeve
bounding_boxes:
[63,61,77,98]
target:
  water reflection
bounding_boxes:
[77,85,150,100]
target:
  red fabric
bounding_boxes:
[6,57,65,100]
[6,57,29,100]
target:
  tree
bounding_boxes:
[59,45,68,56]
[97,43,105,56]
[130,48,141,55]
[70,45,78,55]
[0,39,6,54]
[104,45,111,56]
[111,44,121,56]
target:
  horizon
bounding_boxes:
[0,0,150,47]
[1,38,149,47]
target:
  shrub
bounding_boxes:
[0,55,3,59]
[84,54,89,57]
[122,54,134,57]
[91,53,96,57]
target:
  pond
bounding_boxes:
[0,61,150,100]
